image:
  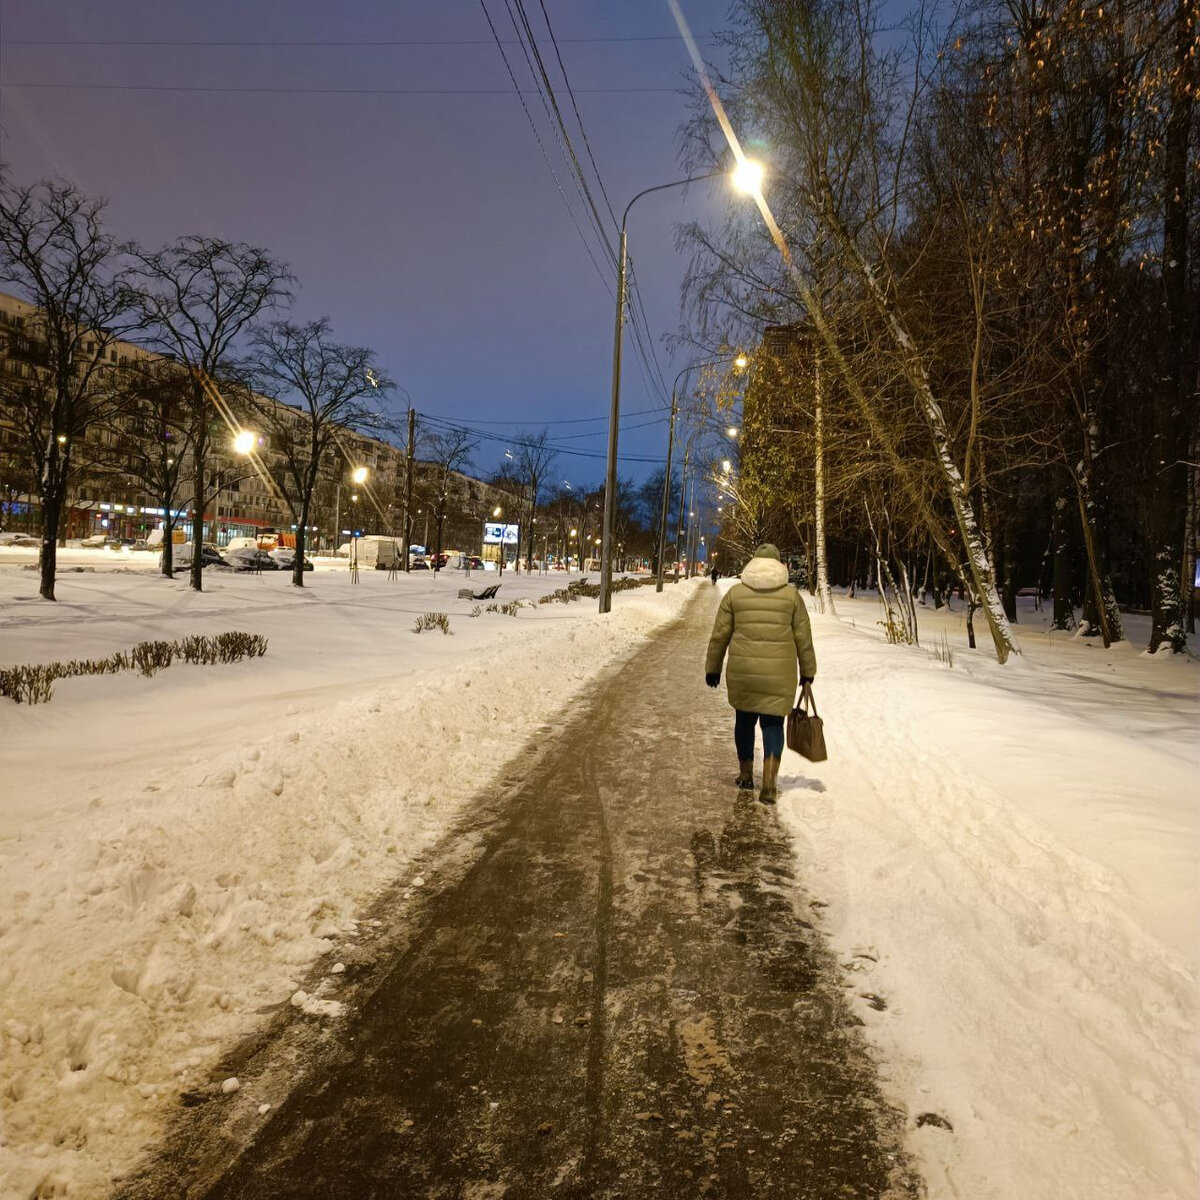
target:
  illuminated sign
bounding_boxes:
[482,522,519,546]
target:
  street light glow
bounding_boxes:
[493,505,503,517]
[727,426,740,439]
[731,158,765,195]
[734,354,749,370]
[722,459,732,473]
[351,466,369,484]
[232,429,256,455]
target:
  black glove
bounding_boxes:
[800,676,814,686]
[705,672,721,688]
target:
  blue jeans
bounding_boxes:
[734,710,784,761]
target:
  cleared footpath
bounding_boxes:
[118,589,919,1199]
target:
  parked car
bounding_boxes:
[0,531,40,547]
[268,548,313,571]
[226,548,280,571]
[459,555,485,570]
[410,557,431,570]
[176,543,229,569]
[79,533,109,548]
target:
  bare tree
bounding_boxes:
[0,177,138,599]
[108,356,194,577]
[128,236,292,591]
[421,425,478,571]
[514,429,557,571]
[243,319,393,586]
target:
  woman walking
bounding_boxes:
[705,544,817,804]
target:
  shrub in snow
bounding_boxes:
[412,612,452,635]
[0,631,270,704]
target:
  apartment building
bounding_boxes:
[0,290,412,547]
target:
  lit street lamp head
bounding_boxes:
[734,354,749,370]
[232,430,256,456]
[731,158,765,195]
[727,426,740,439]
[351,466,369,484]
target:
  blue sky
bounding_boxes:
[1,0,738,484]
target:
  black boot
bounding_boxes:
[735,759,754,790]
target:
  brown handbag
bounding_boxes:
[787,682,827,762]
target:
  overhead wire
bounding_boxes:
[0,81,678,96]
[499,0,673,411]
[475,0,614,298]
[417,411,668,465]
[522,0,671,407]
[428,406,661,426]
[9,35,717,48]
[527,2,674,410]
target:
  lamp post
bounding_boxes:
[655,354,747,592]
[493,505,504,574]
[226,428,257,548]
[598,160,764,614]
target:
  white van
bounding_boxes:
[336,536,403,569]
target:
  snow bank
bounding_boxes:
[0,566,695,1198]
[777,592,1198,1200]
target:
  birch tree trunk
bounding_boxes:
[812,357,834,614]
[822,200,1019,662]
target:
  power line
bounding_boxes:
[428,406,661,426]
[501,0,671,410]
[7,35,717,48]
[417,411,668,464]
[0,81,679,96]
[475,0,615,296]
[532,0,672,409]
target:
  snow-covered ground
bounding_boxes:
[1,552,1196,1200]
[778,590,1198,1200]
[0,556,693,1198]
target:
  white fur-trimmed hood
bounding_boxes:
[739,556,789,591]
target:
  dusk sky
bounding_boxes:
[0,0,739,484]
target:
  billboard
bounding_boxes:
[482,522,520,546]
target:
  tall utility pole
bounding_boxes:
[655,394,678,592]
[599,168,733,615]
[674,445,691,581]
[401,407,416,572]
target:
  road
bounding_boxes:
[118,588,919,1199]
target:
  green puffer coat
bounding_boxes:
[705,556,817,716]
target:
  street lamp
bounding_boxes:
[655,352,746,593]
[493,505,504,573]
[351,465,369,485]
[599,160,764,614]
[232,429,256,456]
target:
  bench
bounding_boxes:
[458,584,501,601]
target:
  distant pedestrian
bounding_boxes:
[709,564,720,585]
[704,544,817,804]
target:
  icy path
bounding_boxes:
[0,568,695,1199]
[119,588,916,1199]
[777,596,1198,1200]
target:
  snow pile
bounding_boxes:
[778,593,1198,1200]
[0,567,694,1198]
